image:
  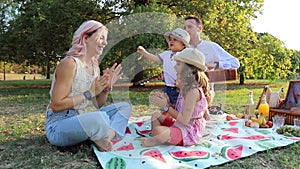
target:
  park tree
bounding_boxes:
[246,33,293,80]
[289,50,300,78]
[0,0,20,62]
[1,0,298,83]
[1,0,120,79]
[0,0,21,79]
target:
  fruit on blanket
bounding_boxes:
[266,121,273,128]
[236,113,243,118]
[140,148,166,163]
[169,150,210,161]
[226,115,237,121]
[245,119,269,128]
[116,143,134,151]
[250,122,260,128]
[276,125,300,137]
[221,145,243,160]
[245,120,252,127]
[258,114,267,125]
[251,117,259,123]
[259,124,269,128]
[105,157,126,169]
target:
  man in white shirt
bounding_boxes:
[184,15,240,102]
[184,15,240,70]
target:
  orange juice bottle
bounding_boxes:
[258,94,269,121]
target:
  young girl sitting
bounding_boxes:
[140,48,211,147]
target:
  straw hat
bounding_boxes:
[174,48,207,71]
[164,28,190,48]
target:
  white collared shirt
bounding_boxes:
[191,40,240,69]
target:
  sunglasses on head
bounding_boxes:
[86,28,99,37]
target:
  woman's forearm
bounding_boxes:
[50,94,86,112]
[94,91,110,108]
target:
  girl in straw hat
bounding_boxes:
[141,48,211,147]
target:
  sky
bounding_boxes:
[251,0,300,51]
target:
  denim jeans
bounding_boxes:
[45,102,131,146]
[164,86,179,105]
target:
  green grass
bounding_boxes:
[0,79,299,168]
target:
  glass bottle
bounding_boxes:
[277,87,285,107]
[245,91,255,119]
[258,94,270,122]
[279,88,285,100]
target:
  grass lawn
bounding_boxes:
[0,77,299,169]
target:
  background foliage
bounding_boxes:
[0,0,300,82]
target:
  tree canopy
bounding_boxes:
[0,0,299,82]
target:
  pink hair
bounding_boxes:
[67,20,107,57]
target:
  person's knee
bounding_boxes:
[151,126,159,136]
[151,126,165,136]
[87,112,110,129]
[116,102,132,117]
[122,102,132,112]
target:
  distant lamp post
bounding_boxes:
[3,61,6,81]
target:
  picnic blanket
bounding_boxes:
[94,115,300,169]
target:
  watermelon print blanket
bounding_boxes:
[93,115,300,169]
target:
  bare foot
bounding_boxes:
[94,137,113,152]
[140,137,161,147]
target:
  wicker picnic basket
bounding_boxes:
[268,80,300,124]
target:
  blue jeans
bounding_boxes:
[164,86,179,105]
[45,102,131,146]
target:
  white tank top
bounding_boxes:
[49,56,98,114]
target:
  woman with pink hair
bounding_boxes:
[45,20,131,152]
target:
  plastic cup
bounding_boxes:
[272,116,285,128]
[294,118,300,128]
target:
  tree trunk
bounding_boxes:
[239,72,245,85]
[46,59,51,79]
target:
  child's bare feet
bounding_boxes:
[94,137,113,152]
[140,137,161,147]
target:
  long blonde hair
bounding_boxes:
[179,63,211,104]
